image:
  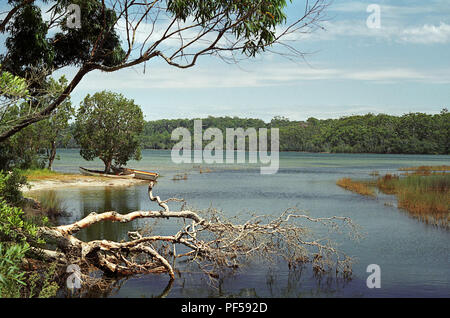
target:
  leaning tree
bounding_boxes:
[0,0,329,141]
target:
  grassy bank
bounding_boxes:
[20,169,64,181]
[21,168,113,181]
[337,167,449,228]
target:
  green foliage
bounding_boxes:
[140,116,267,149]
[136,111,449,154]
[0,0,308,142]
[0,199,56,298]
[74,90,145,172]
[0,199,43,244]
[0,169,28,205]
[0,242,29,298]
[1,75,74,170]
[0,242,59,298]
[31,76,74,169]
[2,0,124,77]
[167,0,290,56]
[0,66,29,98]
[25,262,59,298]
[0,65,29,144]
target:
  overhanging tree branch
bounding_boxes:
[0,0,330,142]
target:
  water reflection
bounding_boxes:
[73,187,141,242]
[63,276,175,298]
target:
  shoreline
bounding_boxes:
[22,175,148,192]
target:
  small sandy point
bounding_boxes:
[22,175,148,192]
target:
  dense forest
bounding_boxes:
[61,110,449,154]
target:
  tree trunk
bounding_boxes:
[47,141,56,170]
[104,159,112,174]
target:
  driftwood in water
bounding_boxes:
[35,182,359,285]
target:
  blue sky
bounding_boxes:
[3,0,450,121]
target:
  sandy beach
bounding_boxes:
[22,175,148,192]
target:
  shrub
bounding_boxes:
[0,200,43,244]
[0,169,28,205]
[0,200,57,298]
[0,242,29,298]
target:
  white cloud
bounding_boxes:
[329,1,449,17]
[64,62,450,94]
[305,19,450,45]
[400,23,450,44]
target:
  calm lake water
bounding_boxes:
[30,149,450,298]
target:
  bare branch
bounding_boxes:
[35,180,358,286]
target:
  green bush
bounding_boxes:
[0,169,28,205]
[0,242,59,298]
[0,200,57,298]
[0,242,29,298]
[0,199,43,245]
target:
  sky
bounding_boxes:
[2,0,450,122]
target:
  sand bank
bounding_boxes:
[22,175,148,192]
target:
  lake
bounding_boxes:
[29,149,450,298]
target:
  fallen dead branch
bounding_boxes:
[34,182,360,288]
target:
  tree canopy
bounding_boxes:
[74,90,144,172]
[135,111,449,154]
[0,73,73,171]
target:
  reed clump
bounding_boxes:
[336,178,375,197]
[376,173,449,228]
[337,169,449,228]
[376,174,399,194]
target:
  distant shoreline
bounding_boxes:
[58,148,450,155]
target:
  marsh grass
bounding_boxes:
[336,178,375,197]
[376,173,449,228]
[375,174,399,194]
[337,169,449,228]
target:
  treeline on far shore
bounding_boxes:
[60,110,449,155]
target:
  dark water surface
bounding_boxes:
[30,150,450,297]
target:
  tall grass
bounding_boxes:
[376,173,449,228]
[337,171,449,228]
[336,178,375,197]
